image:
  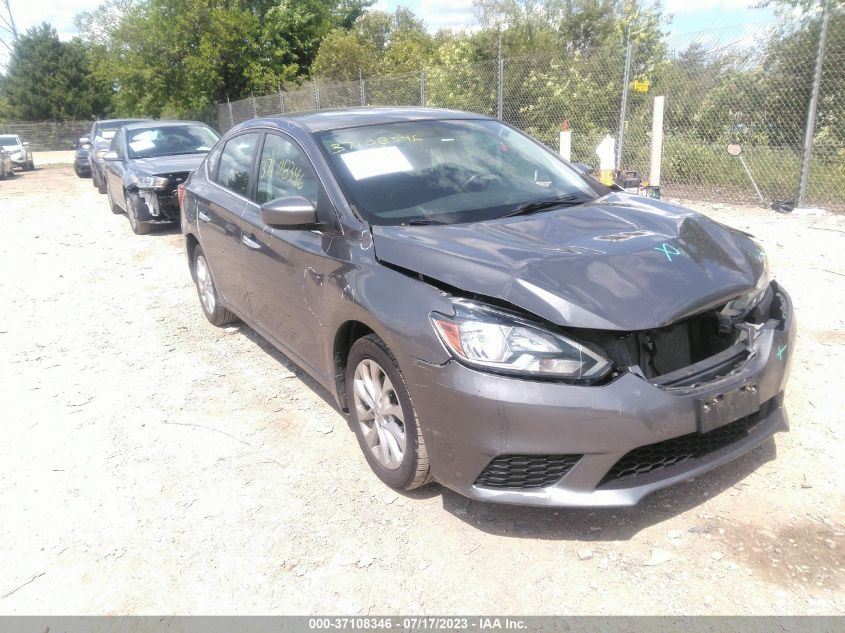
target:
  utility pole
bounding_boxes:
[1,0,18,39]
[798,0,831,207]
[616,24,633,170]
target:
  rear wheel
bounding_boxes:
[346,334,432,490]
[124,190,150,235]
[192,245,238,326]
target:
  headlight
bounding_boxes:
[721,255,770,320]
[430,300,611,380]
[131,172,168,190]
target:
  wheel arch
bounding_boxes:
[333,320,378,412]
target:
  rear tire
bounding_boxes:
[346,334,432,491]
[25,158,33,171]
[192,245,238,326]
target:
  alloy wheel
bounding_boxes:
[195,254,216,314]
[352,358,407,470]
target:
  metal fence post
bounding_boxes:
[798,0,831,207]
[278,85,285,114]
[251,94,257,118]
[420,68,426,107]
[313,80,321,110]
[616,25,633,170]
[496,32,504,120]
[227,97,234,129]
[359,69,365,106]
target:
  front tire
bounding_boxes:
[346,334,432,491]
[192,245,238,326]
[124,190,150,235]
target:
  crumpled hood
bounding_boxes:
[131,153,205,175]
[371,193,766,330]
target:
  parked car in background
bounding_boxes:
[180,108,795,507]
[0,148,13,179]
[74,136,92,178]
[0,134,33,171]
[87,119,146,193]
[104,120,219,235]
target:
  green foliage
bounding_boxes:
[75,0,348,118]
[0,23,110,121]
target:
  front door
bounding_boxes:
[240,132,333,377]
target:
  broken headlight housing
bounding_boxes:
[719,255,771,329]
[131,172,168,190]
[431,300,611,380]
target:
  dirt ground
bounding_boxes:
[1,165,843,615]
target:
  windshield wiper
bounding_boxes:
[500,194,587,218]
[404,219,448,226]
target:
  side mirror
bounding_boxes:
[572,162,595,176]
[103,151,119,161]
[260,196,318,228]
[22,141,29,147]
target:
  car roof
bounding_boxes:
[241,107,491,133]
[94,119,146,126]
[122,120,209,132]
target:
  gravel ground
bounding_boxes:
[1,166,843,615]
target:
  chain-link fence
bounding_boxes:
[0,120,92,151]
[221,12,844,210]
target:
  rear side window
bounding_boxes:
[215,133,259,197]
[256,133,319,205]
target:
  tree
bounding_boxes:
[0,23,109,120]
[75,0,346,116]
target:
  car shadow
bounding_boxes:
[234,322,345,416]
[434,439,778,541]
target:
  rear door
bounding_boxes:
[196,132,261,315]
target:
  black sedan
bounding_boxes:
[180,108,794,507]
[74,136,91,178]
[103,121,219,235]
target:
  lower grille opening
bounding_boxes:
[475,454,582,489]
[599,406,768,487]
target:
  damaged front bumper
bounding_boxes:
[131,189,181,224]
[404,282,795,507]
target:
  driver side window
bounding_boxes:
[255,134,319,205]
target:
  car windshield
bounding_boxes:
[0,135,21,146]
[126,125,219,159]
[317,119,607,226]
[94,120,140,141]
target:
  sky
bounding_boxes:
[1,0,777,69]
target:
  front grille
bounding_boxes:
[475,454,582,489]
[600,412,762,486]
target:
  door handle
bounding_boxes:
[198,210,211,222]
[242,234,261,249]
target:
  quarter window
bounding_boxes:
[215,133,260,197]
[256,134,319,205]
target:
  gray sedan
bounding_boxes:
[180,108,795,507]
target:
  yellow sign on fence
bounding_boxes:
[633,79,650,93]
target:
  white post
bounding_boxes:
[650,95,665,187]
[559,122,572,162]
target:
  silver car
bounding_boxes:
[0,134,33,171]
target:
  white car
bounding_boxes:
[0,134,34,171]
